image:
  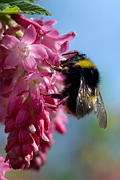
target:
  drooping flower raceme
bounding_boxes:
[0,14,76,171]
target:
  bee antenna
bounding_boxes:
[83,53,87,56]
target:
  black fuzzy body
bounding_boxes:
[61,65,100,115]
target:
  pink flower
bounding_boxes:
[4,72,65,169]
[0,157,11,180]
[2,25,48,71]
[41,31,76,54]
[0,14,76,170]
[28,151,46,171]
[0,96,7,123]
[54,108,68,134]
[11,14,76,54]
[11,14,46,35]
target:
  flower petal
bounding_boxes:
[22,25,37,45]
[41,34,59,53]
[4,26,21,35]
[22,56,37,72]
[57,31,76,42]
[44,20,57,27]
[3,52,20,69]
[11,14,42,31]
[59,41,69,54]
[42,133,49,142]
[11,14,46,35]
[48,30,59,36]
[43,20,57,31]
[15,103,30,128]
[29,44,48,60]
[41,31,76,53]
[2,35,19,49]
[0,157,11,172]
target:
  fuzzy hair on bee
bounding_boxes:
[44,51,107,129]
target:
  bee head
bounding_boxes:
[61,52,87,67]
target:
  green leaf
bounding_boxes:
[0,0,52,16]
[1,6,21,13]
[0,3,10,11]
[0,0,34,3]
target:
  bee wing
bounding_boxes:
[76,76,93,119]
[94,88,107,129]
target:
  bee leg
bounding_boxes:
[41,92,63,99]
[41,92,68,108]
[44,59,62,72]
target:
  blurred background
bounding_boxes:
[2,0,120,179]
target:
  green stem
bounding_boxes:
[0,14,23,37]
[0,14,17,31]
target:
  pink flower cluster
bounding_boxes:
[0,14,76,170]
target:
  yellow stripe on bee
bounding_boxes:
[76,59,97,69]
[92,96,96,105]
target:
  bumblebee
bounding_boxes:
[45,52,107,129]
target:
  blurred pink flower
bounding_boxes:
[54,108,68,134]
[0,157,11,180]
[29,151,46,171]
